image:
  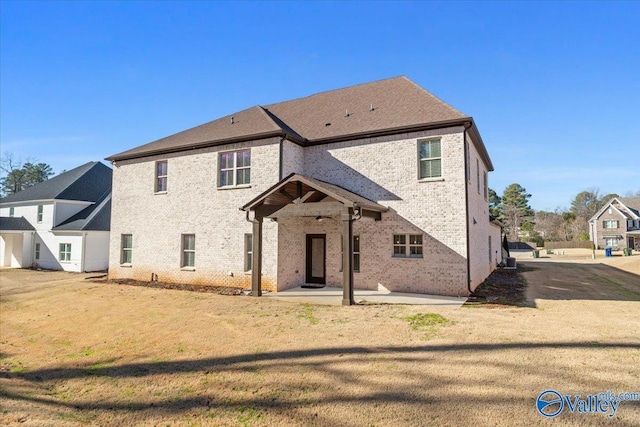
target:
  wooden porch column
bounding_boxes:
[342,210,355,306]
[251,217,263,297]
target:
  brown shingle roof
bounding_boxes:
[264,76,468,141]
[107,76,489,168]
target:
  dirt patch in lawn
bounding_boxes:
[106,278,247,295]
[465,266,531,308]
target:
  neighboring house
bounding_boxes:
[0,162,112,272]
[589,197,640,250]
[106,76,501,303]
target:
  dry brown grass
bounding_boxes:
[1,265,639,426]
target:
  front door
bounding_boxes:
[306,234,326,284]
[630,237,636,250]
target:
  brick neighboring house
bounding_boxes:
[0,162,112,272]
[106,76,501,304]
[589,197,640,250]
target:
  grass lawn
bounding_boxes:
[1,263,639,426]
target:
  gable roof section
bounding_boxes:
[52,194,112,232]
[618,197,640,217]
[242,173,388,213]
[106,77,493,170]
[590,197,640,221]
[0,162,112,204]
[0,216,35,231]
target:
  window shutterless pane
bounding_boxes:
[394,235,406,245]
[182,252,195,267]
[409,235,422,245]
[430,141,441,157]
[237,150,251,167]
[394,246,406,256]
[353,253,360,272]
[244,234,253,272]
[220,153,234,169]
[183,235,195,250]
[156,177,167,192]
[157,161,167,176]
[353,235,360,252]
[236,168,250,185]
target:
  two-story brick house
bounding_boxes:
[589,197,640,250]
[106,77,501,304]
[0,162,112,272]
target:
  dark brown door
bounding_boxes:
[306,234,326,284]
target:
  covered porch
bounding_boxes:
[242,173,388,305]
[0,217,36,268]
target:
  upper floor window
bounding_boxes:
[35,243,41,260]
[37,205,44,223]
[219,149,251,187]
[393,234,423,258]
[483,171,488,200]
[603,220,618,229]
[121,234,133,264]
[418,139,441,179]
[155,160,168,193]
[9,207,14,217]
[181,234,196,268]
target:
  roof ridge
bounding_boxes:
[82,193,112,230]
[52,162,97,199]
[401,76,469,118]
[264,76,407,108]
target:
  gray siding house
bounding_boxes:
[106,77,501,304]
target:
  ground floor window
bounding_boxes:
[393,234,423,258]
[181,234,195,268]
[605,237,618,247]
[244,234,253,272]
[35,243,40,260]
[353,235,360,272]
[59,243,71,262]
[121,234,132,264]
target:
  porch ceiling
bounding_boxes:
[241,173,388,216]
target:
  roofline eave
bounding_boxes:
[106,131,307,162]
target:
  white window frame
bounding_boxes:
[218,149,251,188]
[603,220,618,229]
[244,233,253,272]
[35,243,40,260]
[181,234,195,268]
[59,243,71,262]
[121,234,133,264]
[37,205,43,223]
[9,207,14,217]
[393,234,423,258]
[605,237,618,247]
[155,160,168,193]
[418,139,442,180]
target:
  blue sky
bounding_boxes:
[1,1,638,210]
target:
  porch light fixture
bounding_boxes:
[315,216,324,222]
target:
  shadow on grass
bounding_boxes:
[2,341,639,427]
[519,260,640,302]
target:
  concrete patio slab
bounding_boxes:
[262,286,467,306]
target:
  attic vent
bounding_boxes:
[230,116,235,124]
[325,122,331,127]
[345,109,350,117]
[370,104,376,111]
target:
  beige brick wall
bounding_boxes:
[110,127,495,296]
[108,137,281,290]
[281,127,471,296]
[466,133,497,291]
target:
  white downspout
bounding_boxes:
[81,232,87,272]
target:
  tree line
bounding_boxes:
[490,184,640,245]
[0,153,54,197]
